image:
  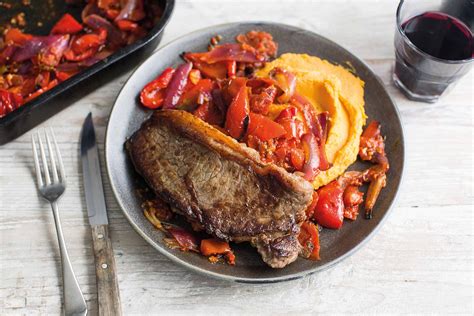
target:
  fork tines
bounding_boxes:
[31,128,66,188]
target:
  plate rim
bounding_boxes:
[105,21,405,283]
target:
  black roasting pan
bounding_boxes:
[0,0,175,144]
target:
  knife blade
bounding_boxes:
[81,112,108,226]
[81,112,122,316]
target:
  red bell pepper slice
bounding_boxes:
[50,14,83,35]
[64,47,98,62]
[225,83,249,139]
[116,19,139,32]
[139,67,175,109]
[0,89,23,118]
[290,147,305,171]
[200,238,235,265]
[97,0,119,10]
[4,28,33,45]
[72,29,107,52]
[314,180,344,229]
[35,71,51,89]
[226,60,236,77]
[184,52,228,79]
[64,28,107,62]
[178,79,214,111]
[55,70,77,82]
[277,117,306,140]
[276,106,297,120]
[105,9,120,20]
[298,221,320,260]
[24,79,58,103]
[193,101,224,126]
[246,113,286,141]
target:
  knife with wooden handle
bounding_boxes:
[81,113,122,316]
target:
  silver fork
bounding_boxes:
[32,128,88,316]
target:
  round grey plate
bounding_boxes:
[105,22,405,283]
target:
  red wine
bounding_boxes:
[394,10,473,102]
[402,11,473,61]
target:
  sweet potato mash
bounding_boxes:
[257,53,366,188]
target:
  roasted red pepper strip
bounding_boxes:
[55,70,77,82]
[24,79,58,103]
[116,19,139,32]
[276,106,297,120]
[140,67,175,109]
[298,221,320,260]
[178,79,214,111]
[200,239,235,265]
[50,14,83,35]
[225,83,249,139]
[193,101,224,126]
[105,9,120,20]
[226,60,237,78]
[314,180,344,229]
[246,113,286,141]
[289,147,304,171]
[0,89,23,118]
[72,29,107,53]
[64,28,107,62]
[4,28,33,45]
[184,52,228,79]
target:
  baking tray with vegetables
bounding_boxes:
[0,0,174,144]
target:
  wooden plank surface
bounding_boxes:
[1,0,473,314]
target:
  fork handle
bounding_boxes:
[91,225,122,316]
[51,202,88,316]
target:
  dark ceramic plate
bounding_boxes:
[105,22,404,283]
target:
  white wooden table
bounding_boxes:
[1,0,473,314]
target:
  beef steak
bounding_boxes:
[126,110,313,268]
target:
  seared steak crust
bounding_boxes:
[126,110,313,268]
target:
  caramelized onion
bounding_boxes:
[270,68,296,103]
[163,62,193,109]
[301,133,320,181]
[115,0,146,22]
[201,43,263,64]
[83,14,123,46]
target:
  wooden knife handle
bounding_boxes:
[91,225,122,316]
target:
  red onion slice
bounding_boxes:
[163,62,193,109]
